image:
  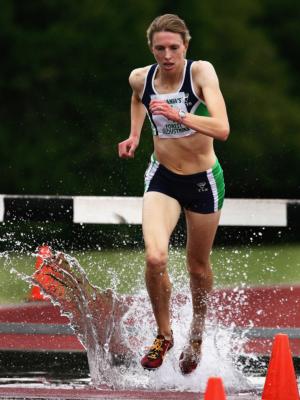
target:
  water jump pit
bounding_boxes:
[0,250,299,399]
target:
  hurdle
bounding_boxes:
[0,195,299,226]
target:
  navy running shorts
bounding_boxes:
[144,155,225,214]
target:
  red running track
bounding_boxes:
[0,285,299,355]
[0,386,261,400]
[1,285,299,400]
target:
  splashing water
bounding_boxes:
[11,250,253,392]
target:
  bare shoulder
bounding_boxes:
[129,65,151,95]
[192,60,219,87]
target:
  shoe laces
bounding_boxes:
[146,337,165,360]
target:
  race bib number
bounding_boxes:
[150,92,193,138]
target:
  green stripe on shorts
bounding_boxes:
[211,159,225,210]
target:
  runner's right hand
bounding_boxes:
[118,137,139,158]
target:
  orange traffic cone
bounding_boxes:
[29,245,52,301]
[204,377,227,400]
[262,333,300,400]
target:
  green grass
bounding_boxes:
[0,244,300,304]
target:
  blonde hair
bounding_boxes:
[146,14,191,47]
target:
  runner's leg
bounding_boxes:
[142,191,181,337]
[185,209,220,339]
[179,209,220,374]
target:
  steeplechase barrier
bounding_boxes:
[0,195,299,226]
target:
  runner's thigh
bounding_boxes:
[143,192,181,252]
[185,210,221,263]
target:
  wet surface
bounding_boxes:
[0,382,263,400]
[1,251,299,398]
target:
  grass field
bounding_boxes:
[0,244,300,304]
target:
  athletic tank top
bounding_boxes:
[141,59,210,138]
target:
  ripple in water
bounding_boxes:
[13,250,253,393]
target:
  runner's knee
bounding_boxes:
[187,257,212,280]
[188,263,213,293]
[146,250,168,274]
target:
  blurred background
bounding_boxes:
[0,0,299,251]
[1,0,299,198]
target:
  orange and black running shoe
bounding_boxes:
[141,333,174,370]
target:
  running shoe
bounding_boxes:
[141,332,174,370]
[179,339,202,375]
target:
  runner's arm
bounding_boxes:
[118,70,147,158]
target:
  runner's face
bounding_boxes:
[151,31,187,72]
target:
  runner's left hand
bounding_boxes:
[150,99,179,122]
